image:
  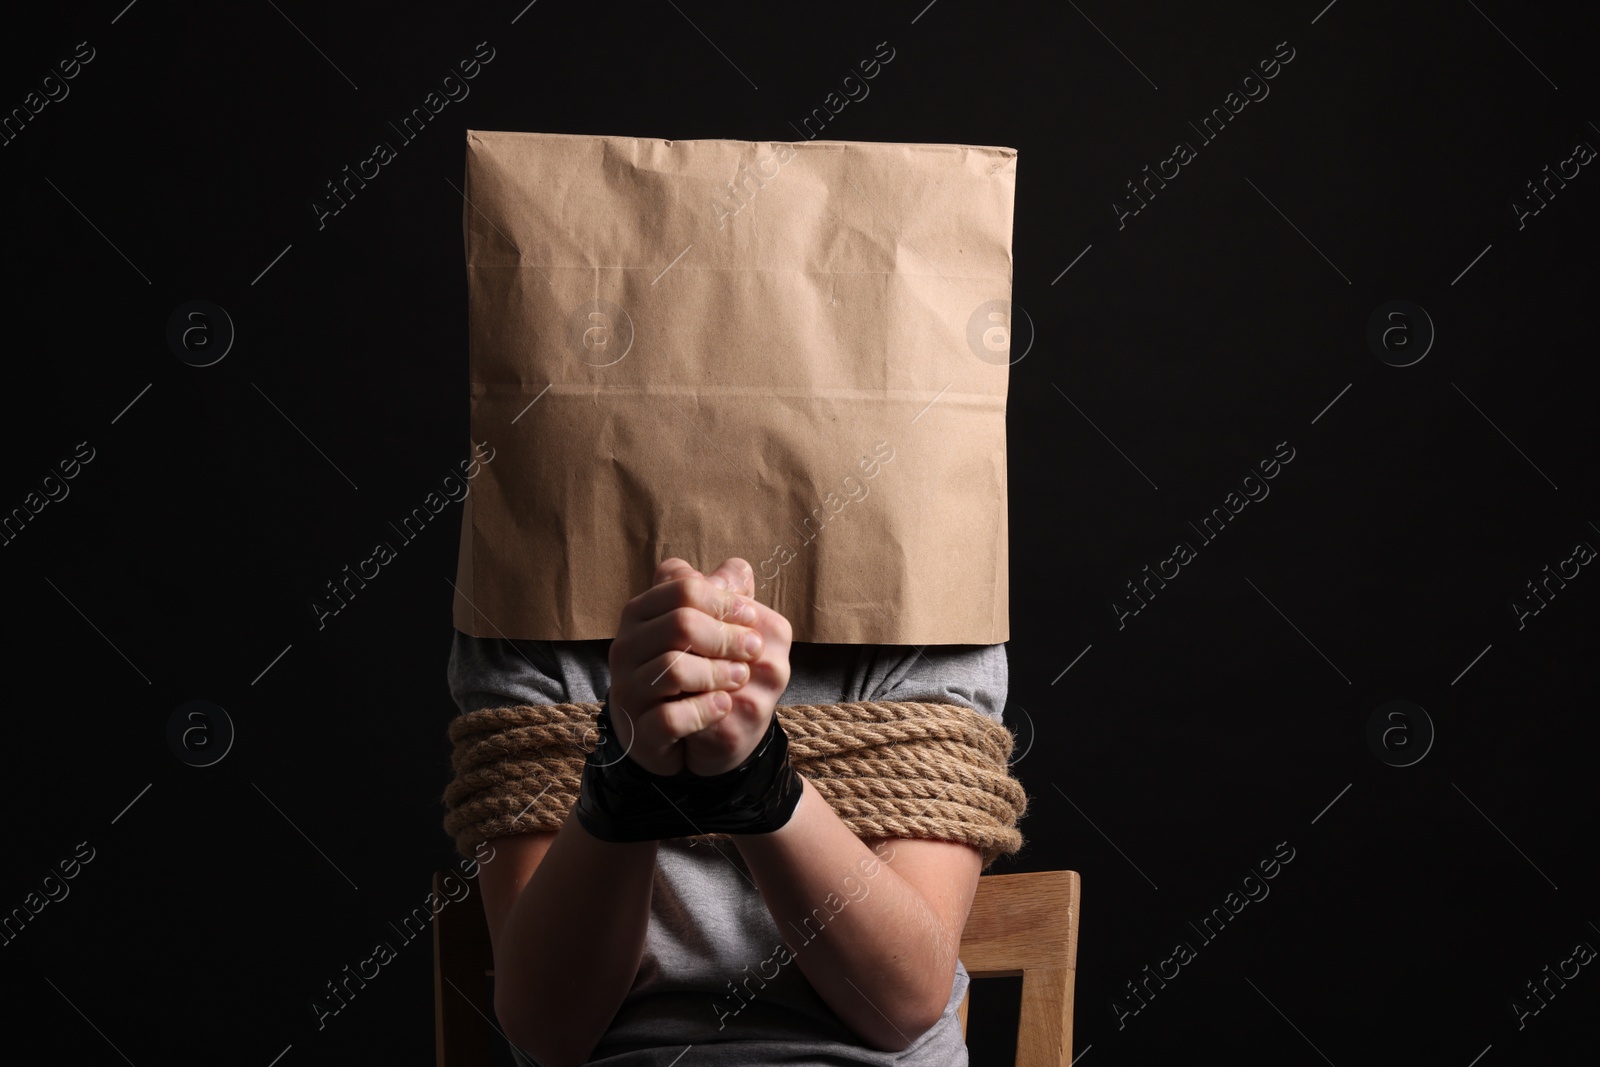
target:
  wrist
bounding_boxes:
[731,770,810,838]
[575,698,803,842]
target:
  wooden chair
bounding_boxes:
[434,868,1081,1066]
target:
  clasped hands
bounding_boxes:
[605,556,794,777]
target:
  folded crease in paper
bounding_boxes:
[453,129,1016,645]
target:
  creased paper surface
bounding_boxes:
[453,129,1014,644]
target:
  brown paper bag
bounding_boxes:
[451,129,1015,645]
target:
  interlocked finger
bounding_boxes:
[643,647,751,700]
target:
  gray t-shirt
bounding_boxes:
[447,632,1009,1066]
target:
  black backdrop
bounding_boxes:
[3,2,1596,1065]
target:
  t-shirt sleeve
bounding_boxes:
[870,644,1009,723]
[446,630,579,714]
[448,630,1009,724]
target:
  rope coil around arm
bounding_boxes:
[441,700,1030,869]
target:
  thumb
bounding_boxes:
[706,557,754,596]
[653,556,702,588]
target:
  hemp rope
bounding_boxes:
[442,700,1030,869]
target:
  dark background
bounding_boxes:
[2,1,1596,1064]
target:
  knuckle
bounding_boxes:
[667,606,698,642]
[663,655,696,691]
[700,693,734,729]
[708,590,726,613]
[685,695,720,735]
[652,704,682,740]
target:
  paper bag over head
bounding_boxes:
[452,129,1015,645]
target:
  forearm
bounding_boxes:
[493,819,657,1067]
[731,775,956,1050]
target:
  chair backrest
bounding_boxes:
[433,867,1081,1067]
[954,870,1082,1067]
